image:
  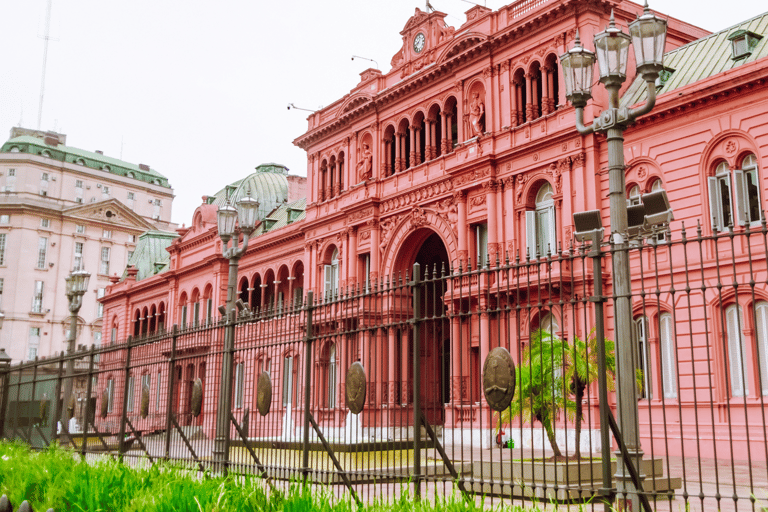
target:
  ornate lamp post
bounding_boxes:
[212,194,259,472]
[560,3,667,511]
[61,267,90,432]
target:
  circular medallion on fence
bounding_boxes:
[191,378,203,417]
[100,389,109,418]
[345,362,367,415]
[256,371,272,416]
[141,383,150,419]
[483,347,516,412]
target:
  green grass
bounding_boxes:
[0,441,515,511]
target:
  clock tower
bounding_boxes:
[390,7,454,77]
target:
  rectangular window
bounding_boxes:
[100,247,110,275]
[28,327,41,360]
[0,233,6,265]
[8,169,15,177]
[129,234,136,243]
[102,186,110,198]
[75,180,83,188]
[206,298,213,323]
[361,253,370,294]
[634,317,652,399]
[32,281,44,313]
[127,375,135,412]
[37,237,48,269]
[526,207,556,259]
[156,371,162,412]
[0,215,8,224]
[153,199,161,219]
[726,305,748,397]
[76,224,85,234]
[0,278,4,309]
[74,242,84,270]
[40,218,50,228]
[102,229,112,239]
[127,250,134,263]
[733,154,763,226]
[106,379,114,413]
[97,288,105,317]
[708,168,734,232]
[193,302,200,325]
[282,356,294,407]
[141,374,151,411]
[659,313,677,399]
[111,326,117,345]
[756,302,768,396]
[234,362,244,409]
[181,305,188,326]
[93,331,102,347]
[475,223,488,268]
[41,172,49,181]
[75,180,84,202]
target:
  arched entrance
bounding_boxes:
[394,229,450,426]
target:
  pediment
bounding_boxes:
[341,92,374,114]
[438,33,487,63]
[64,199,156,231]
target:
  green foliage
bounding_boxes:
[495,328,616,458]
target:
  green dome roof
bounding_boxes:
[210,163,290,220]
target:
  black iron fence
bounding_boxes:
[1,223,768,511]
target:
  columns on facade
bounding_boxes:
[525,73,534,122]
[485,179,500,265]
[409,125,418,167]
[499,61,511,129]
[383,136,392,177]
[541,66,551,116]
[369,220,380,281]
[370,122,380,180]
[394,132,403,172]
[440,112,450,154]
[347,227,358,288]
[547,66,555,112]
[455,191,468,269]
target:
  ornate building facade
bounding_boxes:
[100,0,768,458]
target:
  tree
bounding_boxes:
[496,329,573,458]
[496,328,617,460]
[565,329,616,459]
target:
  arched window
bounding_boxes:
[324,249,340,299]
[628,185,641,206]
[327,344,337,408]
[526,183,556,258]
[634,316,652,399]
[651,178,664,192]
[659,312,677,399]
[725,304,748,397]
[707,155,763,230]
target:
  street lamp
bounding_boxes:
[560,3,667,511]
[212,193,260,472]
[62,267,90,434]
[0,347,11,436]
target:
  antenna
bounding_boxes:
[37,0,54,130]
[287,103,318,113]
[351,55,379,69]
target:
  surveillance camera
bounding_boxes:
[287,105,291,110]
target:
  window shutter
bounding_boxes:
[547,206,557,255]
[733,170,748,226]
[707,176,721,231]
[324,265,333,299]
[755,302,768,396]
[660,313,677,399]
[526,210,536,258]
[726,306,746,397]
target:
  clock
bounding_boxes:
[413,32,426,53]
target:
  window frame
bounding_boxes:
[526,182,556,259]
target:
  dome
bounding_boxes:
[209,163,290,220]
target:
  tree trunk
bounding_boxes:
[574,381,585,459]
[544,419,562,458]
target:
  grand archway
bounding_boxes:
[393,228,450,425]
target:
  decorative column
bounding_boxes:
[484,179,500,265]
[348,227,358,288]
[370,121,380,180]
[369,220,380,280]
[541,66,551,116]
[384,137,392,177]
[394,132,403,172]
[547,66,556,111]
[525,72,534,122]
[409,125,417,167]
[500,61,511,129]
[456,191,468,269]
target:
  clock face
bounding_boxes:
[413,32,426,53]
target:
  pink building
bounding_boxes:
[99,0,768,462]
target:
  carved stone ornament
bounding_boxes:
[256,371,272,417]
[141,383,150,419]
[191,378,203,417]
[345,362,367,415]
[482,346,516,412]
[100,389,109,418]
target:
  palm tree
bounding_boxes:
[564,329,616,459]
[496,329,573,458]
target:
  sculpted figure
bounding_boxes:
[469,92,485,137]
[356,142,373,181]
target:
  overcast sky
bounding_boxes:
[0,0,763,226]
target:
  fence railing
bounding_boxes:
[1,223,768,511]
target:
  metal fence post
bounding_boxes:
[590,241,614,512]
[164,326,179,460]
[51,357,64,442]
[117,336,134,458]
[81,345,96,459]
[302,291,314,485]
[0,350,11,438]
[411,263,422,501]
